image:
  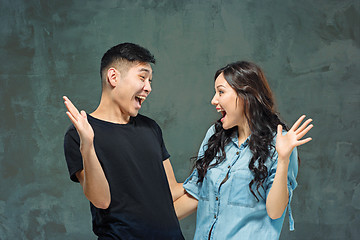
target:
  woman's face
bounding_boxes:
[211,73,245,130]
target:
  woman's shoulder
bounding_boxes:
[201,124,217,142]
[197,124,216,151]
[206,124,216,136]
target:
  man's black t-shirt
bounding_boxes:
[64,114,184,240]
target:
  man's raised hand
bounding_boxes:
[63,96,94,147]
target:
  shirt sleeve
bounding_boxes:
[183,168,201,200]
[63,126,83,182]
[151,121,170,161]
[183,125,215,200]
[265,146,298,231]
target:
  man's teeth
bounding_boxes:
[217,109,225,112]
[136,96,146,105]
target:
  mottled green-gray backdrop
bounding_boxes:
[0,0,359,239]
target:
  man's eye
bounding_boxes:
[140,76,145,81]
[149,79,152,84]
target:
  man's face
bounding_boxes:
[113,62,153,118]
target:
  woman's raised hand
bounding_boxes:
[63,96,94,147]
[276,115,313,161]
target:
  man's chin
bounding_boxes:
[130,110,139,117]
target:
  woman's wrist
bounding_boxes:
[277,157,290,169]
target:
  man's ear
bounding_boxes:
[107,67,120,87]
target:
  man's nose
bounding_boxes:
[143,80,152,93]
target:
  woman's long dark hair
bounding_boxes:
[194,61,290,201]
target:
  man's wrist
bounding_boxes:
[80,142,95,155]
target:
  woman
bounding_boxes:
[174,61,313,239]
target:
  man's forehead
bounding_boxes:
[132,62,153,74]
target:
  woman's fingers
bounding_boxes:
[295,118,313,134]
[296,137,313,147]
[277,124,283,135]
[296,123,314,140]
[290,115,306,132]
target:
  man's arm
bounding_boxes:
[64,96,111,209]
[163,159,198,219]
[75,144,111,209]
[163,159,185,201]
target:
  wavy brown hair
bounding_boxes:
[194,61,290,201]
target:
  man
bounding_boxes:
[63,43,185,239]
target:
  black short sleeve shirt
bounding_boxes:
[64,114,184,240]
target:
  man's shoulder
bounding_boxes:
[64,124,77,138]
[63,124,80,150]
[135,114,159,127]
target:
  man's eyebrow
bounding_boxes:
[138,68,151,73]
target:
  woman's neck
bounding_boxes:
[237,122,251,146]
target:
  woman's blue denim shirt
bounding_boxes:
[183,125,298,240]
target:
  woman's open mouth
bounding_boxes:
[217,108,226,122]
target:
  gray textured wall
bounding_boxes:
[0,0,359,239]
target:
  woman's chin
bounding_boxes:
[221,122,230,130]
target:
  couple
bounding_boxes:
[63,43,313,240]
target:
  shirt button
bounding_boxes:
[214,214,217,218]
[215,197,219,201]
[228,165,231,169]
[236,151,239,155]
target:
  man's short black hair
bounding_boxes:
[100,42,155,81]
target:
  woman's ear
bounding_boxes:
[107,67,120,87]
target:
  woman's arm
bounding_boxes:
[265,157,290,219]
[266,115,313,219]
[174,193,198,220]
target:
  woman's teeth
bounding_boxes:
[217,109,226,123]
[217,109,226,117]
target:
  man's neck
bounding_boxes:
[91,97,131,124]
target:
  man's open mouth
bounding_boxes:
[135,96,146,106]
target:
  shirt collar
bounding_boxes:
[230,131,250,148]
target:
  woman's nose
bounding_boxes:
[211,94,218,106]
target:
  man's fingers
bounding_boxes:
[295,118,313,134]
[80,110,87,118]
[66,111,77,126]
[63,96,80,118]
